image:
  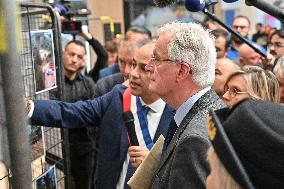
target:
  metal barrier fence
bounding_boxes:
[1,0,32,188]
[2,2,70,188]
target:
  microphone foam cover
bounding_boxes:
[185,0,206,12]
[223,0,239,3]
[55,3,68,15]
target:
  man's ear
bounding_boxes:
[176,62,191,81]
[225,47,230,54]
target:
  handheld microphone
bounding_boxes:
[245,0,284,23]
[223,0,238,2]
[123,111,139,146]
[185,0,205,12]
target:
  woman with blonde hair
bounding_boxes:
[222,65,280,107]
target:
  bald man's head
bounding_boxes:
[239,43,262,67]
[213,58,240,96]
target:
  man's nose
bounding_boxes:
[72,55,79,63]
[222,90,230,100]
[145,62,153,72]
[123,64,131,78]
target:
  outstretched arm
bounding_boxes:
[26,89,115,128]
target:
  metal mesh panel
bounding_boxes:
[19,3,66,189]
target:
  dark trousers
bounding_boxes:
[70,142,95,189]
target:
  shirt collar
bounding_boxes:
[140,97,166,113]
[174,86,211,127]
[65,73,83,81]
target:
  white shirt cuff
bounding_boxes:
[27,100,35,118]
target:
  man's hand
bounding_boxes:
[129,146,150,168]
[79,25,93,40]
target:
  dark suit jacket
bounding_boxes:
[150,90,225,189]
[31,84,174,189]
[99,63,120,79]
[93,73,124,97]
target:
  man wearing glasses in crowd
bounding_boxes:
[227,15,251,60]
[268,29,284,69]
[145,22,225,189]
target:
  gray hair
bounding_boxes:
[274,55,284,78]
[119,39,149,54]
[157,22,216,87]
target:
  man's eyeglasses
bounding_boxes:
[268,42,284,48]
[150,55,173,66]
[233,25,248,30]
[224,87,248,98]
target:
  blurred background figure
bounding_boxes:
[211,29,230,59]
[98,40,120,79]
[268,29,284,68]
[238,43,263,67]
[97,26,151,81]
[252,23,265,44]
[222,66,280,108]
[204,19,222,30]
[105,40,119,66]
[273,55,284,103]
[227,15,251,60]
[125,26,152,41]
[207,99,284,189]
[213,58,240,97]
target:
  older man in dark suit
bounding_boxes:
[145,22,225,189]
[26,42,174,189]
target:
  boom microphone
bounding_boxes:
[184,0,266,58]
[123,111,139,146]
[223,0,284,23]
[245,0,284,23]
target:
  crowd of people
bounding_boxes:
[24,13,284,189]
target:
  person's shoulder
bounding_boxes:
[199,89,225,107]
[82,75,95,83]
[99,64,120,78]
[112,83,127,92]
[97,73,124,85]
[81,75,96,89]
[99,67,110,76]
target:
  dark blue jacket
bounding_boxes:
[31,84,174,189]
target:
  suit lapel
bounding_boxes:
[153,105,175,142]
[158,105,199,167]
[157,90,217,172]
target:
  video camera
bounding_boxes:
[54,1,91,34]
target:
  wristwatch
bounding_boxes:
[25,100,32,113]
